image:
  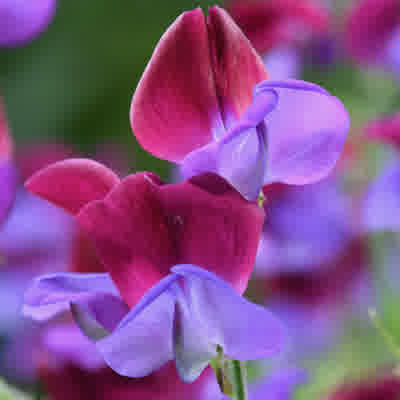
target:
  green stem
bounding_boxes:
[369,308,400,360]
[229,360,248,400]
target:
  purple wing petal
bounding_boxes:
[96,275,178,378]
[0,0,57,47]
[172,265,288,362]
[364,162,400,231]
[23,272,125,335]
[259,80,349,185]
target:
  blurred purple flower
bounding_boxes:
[0,0,57,47]
[130,7,349,200]
[254,179,371,353]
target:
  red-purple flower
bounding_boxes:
[346,0,400,75]
[327,374,400,400]
[0,0,57,47]
[23,160,287,382]
[130,7,350,201]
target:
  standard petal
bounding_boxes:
[366,112,400,152]
[364,162,400,231]
[160,173,265,294]
[23,272,123,327]
[207,7,268,129]
[78,173,177,307]
[0,0,57,47]
[172,265,288,362]
[130,9,223,163]
[260,80,349,185]
[25,158,120,215]
[96,275,178,378]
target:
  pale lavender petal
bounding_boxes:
[173,289,218,382]
[364,162,400,231]
[263,47,302,80]
[23,272,122,324]
[95,274,178,378]
[172,265,288,364]
[259,80,349,185]
[0,0,57,47]
[250,368,308,400]
[41,323,105,370]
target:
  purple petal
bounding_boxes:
[258,80,349,185]
[96,275,178,378]
[0,0,57,47]
[41,323,105,371]
[23,273,124,329]
[0,161,18,225]
[173,290,218,382]
[182,88,278,200]
[250,368,308,400]
[172,265,288,364]
[364,161,400,231]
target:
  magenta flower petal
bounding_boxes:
[130,7,267,163]
[346,0,400,64]
[207,7,269,128]
[23,273,125,326]
[79,172,264,302]
[130,9,222,163]
[26,158,120,215]
[0,0,57,47]
[259,80,349,185]
[366,112,400,152]
[172,265,288,381]
[364,162,400,231]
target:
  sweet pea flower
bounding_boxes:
[346,0,400,77]
[130,7,350,201]
[227,0,331,78]
[254,179,371,353]
[23,160,286,381]
[0,0,57,47]
[364,113,400,231]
